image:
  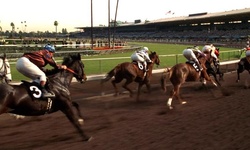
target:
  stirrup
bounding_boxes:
[42,89,55,98]
[42,93,55,98]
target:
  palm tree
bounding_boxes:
[10,22,15,32]
[54,21,58,33]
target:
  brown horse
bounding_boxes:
[101,51,160,101]
[161,51,219,109]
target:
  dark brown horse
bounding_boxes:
[0,53,91,141]
[236,57,250,87]
[161,51,219,109]
[101,51,160,101]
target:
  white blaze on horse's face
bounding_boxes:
[0,58,12,81]
[5,59,12,81]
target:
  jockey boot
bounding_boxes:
[40,81,55,98]
[41,88,55,98]
[144,62,148,72]
[197,63,203,71]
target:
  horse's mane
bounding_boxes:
[62,55,75,66]
[45,55,76,77]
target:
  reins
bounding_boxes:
[66,67,78,76]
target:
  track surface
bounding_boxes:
[1,66,250,150]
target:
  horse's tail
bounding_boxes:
[160,67,171,93]
[101,65,119,84]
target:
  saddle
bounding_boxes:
[21,80,54,112]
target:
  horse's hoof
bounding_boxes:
[9,114,26,120]
[86,136,94,142]
[167,104,173,110]
[181,101,187,104]
[78,118,84,125]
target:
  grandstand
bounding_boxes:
[72,8,250,48]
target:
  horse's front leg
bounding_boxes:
[61,101,91,141]
[72,101,84,125]
[236,70,241,82]
[136,82,144,102]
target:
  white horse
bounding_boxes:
[0,53,12,83]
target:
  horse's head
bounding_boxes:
[149,51,160,66]
[238,57,250,72]
[62,53,87,83]
[0,53,12,83]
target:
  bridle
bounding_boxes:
[65,60,86,82]
[0,57,10,81]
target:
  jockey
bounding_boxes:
[214,48,220,57]
[202,44,219,61]
[202,44,221,67]
[131,47,152,71]
[242,46,250,64]
[244,47,250,57]
[16,44,67,98]
[183,47,204,71]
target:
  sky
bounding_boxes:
[0,0,249,32]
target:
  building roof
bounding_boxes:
[147,8,250,24]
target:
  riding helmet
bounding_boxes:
[44,44,56,53]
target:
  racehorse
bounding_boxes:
[205,60,223,85]
[0,53,12,83]
[161,50,219,109]
[205,47,224,82]
[101,51,160,101]
[0,53,91,141]
[236,57,250,86]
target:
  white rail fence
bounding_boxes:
[86,59,240,81]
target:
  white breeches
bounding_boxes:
[16,57,47,82]
[183,49,199,63]
[131,53,145,62]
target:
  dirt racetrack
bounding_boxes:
[1,67,250,150]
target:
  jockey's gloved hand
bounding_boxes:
[57,65,67,70]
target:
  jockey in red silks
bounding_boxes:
[16,44,67,98]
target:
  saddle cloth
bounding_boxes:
[132,61,144,70]
[21,80,53,112]
[186,61,200,72]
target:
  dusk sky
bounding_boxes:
[0,0,249,32]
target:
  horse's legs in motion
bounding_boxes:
[61,101,90,141]
[111,77,123,96]
[122,78,134,97]
[136,80,150,102]
[236,70,241,82]
[167,84,186,109]
[72,102,84,125]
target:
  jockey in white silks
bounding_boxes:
[183,47,204,71]
[202,44,219,61]
[202,44,221,69]
[131,47,152,71]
